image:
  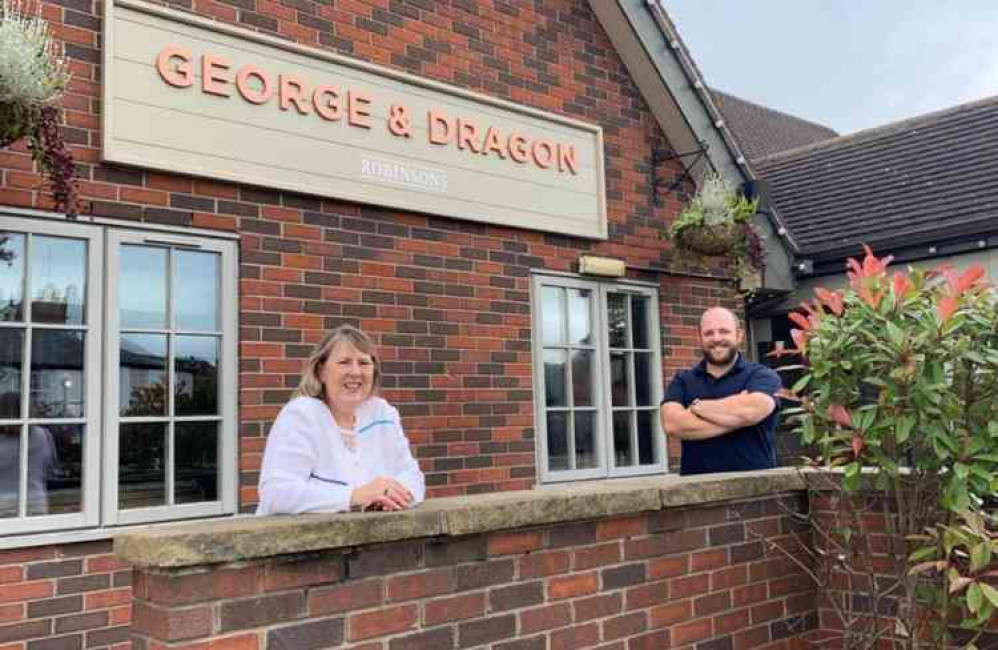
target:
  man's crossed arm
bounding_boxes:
[660,391,776,441]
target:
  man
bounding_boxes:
[660,307,781,475]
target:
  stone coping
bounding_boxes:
[114,468,806,569]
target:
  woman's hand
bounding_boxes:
[350,477,414,511]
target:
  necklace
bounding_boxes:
[340,427,357,451]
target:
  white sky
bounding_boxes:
[664,1,998,134]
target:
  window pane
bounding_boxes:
[30,236,86,325]
[30,330,84,418]
[175,422,218,504]
[175,336,219,416]
[0,233,25,322]
[119,422,166,509]
[543,349,567,407]
[121,334,167,416]
[637,411,657,465]
[0,425,20,518]
[27,424,82,516]
[571,350,593,407]
[574,411,597,469]
[613,411,633,467]
[567,289,591,345]
[546,412,568,471]
[541,286,565,344]
[631,295,649,349]
[610,351,631,406]
[607,293,627,348]
[634,353,653,406]
[121,245,167,329]
[0,330,23,419]
[175,251,220,331]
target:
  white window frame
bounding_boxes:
[531,274,667,484]
[0,217,103,536]
[0,214,238,540]
[104,229,238,526]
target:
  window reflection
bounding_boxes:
[175,336,219,416]
[0,423,79,518]
[175,251,220,331]
[0,426,20,518]
[574,412,596,469]
[30,237,86,325]
[610,351,630,406]
[120,334,167,416]
[120,246,167,329]
[637,411,656,465]
[567,289,591,345]
[0,233,25,322]
[27,424,82,516]
[541,287,565,344]
[613,411,632,466]
[634,353,652,406]
[0,330,23,419]
[631,296,649,349]
[571,350,593,407]
[607,293,627,349]
[119,422,166,509]
[176,422,218,504]
[30,330,84,418]
[547,412,568,471]
[543,349,567,407]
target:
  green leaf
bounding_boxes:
[980,583,998,608]
[908,545,938,563]
[967,582,983,612]
[895,416,915,443]
[971,542,992,573]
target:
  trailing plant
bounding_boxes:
[669,171,764,276]
[778,246,998,648]
[0,0,78,217]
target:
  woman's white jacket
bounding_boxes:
[256,396,425,515]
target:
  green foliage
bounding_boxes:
[785,247,998,646]
[669,171,764,274]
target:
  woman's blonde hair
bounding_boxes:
[293,325,381,400]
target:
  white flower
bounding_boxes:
[697,172,736,226]
[0,0,70,108]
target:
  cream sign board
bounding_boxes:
[103,0,607,238]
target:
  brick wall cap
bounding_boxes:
[114,469,805,569]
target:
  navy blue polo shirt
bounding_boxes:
[663,354,781,475]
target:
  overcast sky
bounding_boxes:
[665,1,998,134]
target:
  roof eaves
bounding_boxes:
[642,1,800,255]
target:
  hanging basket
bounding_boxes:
[674,222,743,257]
[0,102,34,148]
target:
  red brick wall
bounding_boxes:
[1,0,740,504]
[0,542,132,650]
[128,496,815,650]
[2,0,744,646]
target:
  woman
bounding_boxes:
[257,325,425,514]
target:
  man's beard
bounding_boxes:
[702,344,737,366]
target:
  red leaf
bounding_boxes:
[831,293,844,315]
[828,404,853,427]
[851,434,865,457]
[790,328,808,352]
[788,311,811,331]
[938,296,959,323]
[893,272,911,303]
[955,265,986,294]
